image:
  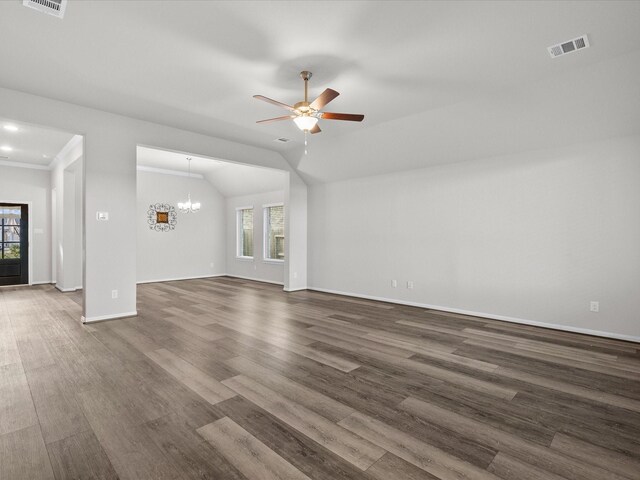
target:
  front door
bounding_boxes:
[0,204,28,286]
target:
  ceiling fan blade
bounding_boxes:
[310,124,321,134]
[320,112,365,122]
[310,88,339,111]
[256,115,295,124]
[253,95,295,111]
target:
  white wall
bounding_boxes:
[285,173,307,291]
[60,169,77,289]
[137,170,226,283]
[73,160,83,288]
[50,136,83,291]
[226,190,285,285]
[0,86,307,321]
[0,165,50,284]
[308,135,640,341]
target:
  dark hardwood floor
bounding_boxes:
[1,278,639,479]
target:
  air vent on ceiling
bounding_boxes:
[23,0,67,19]
[0,156,9,160]
[274,137,291,143]
[548,34,589,58]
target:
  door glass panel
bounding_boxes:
[0,207,21,220]
[3,244,20,259]
[3,222,20,242]
[1,206,22,260]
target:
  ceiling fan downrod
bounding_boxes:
[300,70,311,104]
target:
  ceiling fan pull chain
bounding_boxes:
[304,130,308,155]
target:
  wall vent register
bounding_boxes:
[23,0,67,18]
[548,34,590,58]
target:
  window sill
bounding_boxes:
[263,259,285,264]
[236,256,254,262]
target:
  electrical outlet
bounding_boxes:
[407,281,414,289]
[111,290,118,299]
[293,272,298,279]
[590,301,599,312]
[391,279,397,288]
[210,262,214,268]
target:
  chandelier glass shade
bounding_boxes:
[178,157,201,213]
[178,194,200,213]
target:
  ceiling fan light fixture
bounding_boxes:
[293,115,318,131]
[254,71,363,136]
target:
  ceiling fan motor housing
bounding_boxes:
[294,101,314,114]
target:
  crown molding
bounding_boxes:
[137,165,204,179]
[48,134,83,170]
[0,159,50,171]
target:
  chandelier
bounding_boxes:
[177,157,201,213]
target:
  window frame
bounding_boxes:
[262,203,285,263]
[235,206,254,260]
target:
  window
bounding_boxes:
[236,207,253,258]
[264,204,284,261]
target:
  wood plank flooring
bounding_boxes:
[1,278,639,479]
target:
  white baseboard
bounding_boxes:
[137,273,227,284]
[55,284,80,293]
[32,281,80,288]
[284,286,308,292]
[226,274,284,286]
[82,311,138,324]
[308,286,640,344]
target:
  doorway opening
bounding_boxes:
[0,117,84,314]
[135,145,289,288]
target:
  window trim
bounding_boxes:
[236,206,254,259]
[262,203,285,263]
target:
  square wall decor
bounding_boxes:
[147,203,177,232]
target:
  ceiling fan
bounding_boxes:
[254,71,364,134]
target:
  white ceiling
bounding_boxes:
[288,47,640,183]
[1,1,640,182]
[137,146,286,198]
[0,117,76,167]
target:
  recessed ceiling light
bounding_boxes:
[0,146,13,152]
[3,125,18,132]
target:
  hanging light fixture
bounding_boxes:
[177,157,201,213]
[292,115,318,131]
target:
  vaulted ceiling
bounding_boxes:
[137,146,287,197]
[1,1,639,183]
